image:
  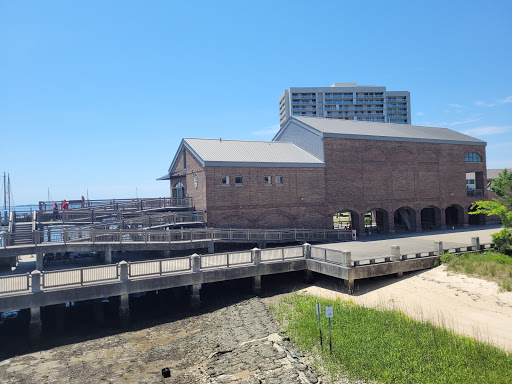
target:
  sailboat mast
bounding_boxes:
[7,174,11,213]
[3,172,5,212]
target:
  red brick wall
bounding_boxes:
[204,166,327,228]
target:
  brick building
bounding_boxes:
[160,117,488,234]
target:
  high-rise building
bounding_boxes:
[279,83,410,127]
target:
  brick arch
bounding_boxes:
[362,147,387,162]
[254,209,297,229]
[363,207,390,233]
[213,213,255,228]
[391,147,414,163]
[444,203,465,227]
[393,206,417,231]
[420,205,441,230]
[417,150,439,163]
[331,208,361,231]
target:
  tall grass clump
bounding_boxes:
[441,250,512,291]
[277,294,511,383]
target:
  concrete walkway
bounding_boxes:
[316,225,501,261]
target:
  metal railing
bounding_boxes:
[1,228,352,248]
[0,241,498,295]
[261,246,303,262]
[0,273,30,294]
[38,197,193,212]
[129,257,191,278]
[467,189,484,197]
[42,264,119,288]
[200,251,252,269]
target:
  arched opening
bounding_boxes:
[445,204,464,227]
[468,204,485,225]
[420,206,441,230]
[333,210,359,231]
[172,182,185,199]
[365,208,388,234]
[393,207,416,232]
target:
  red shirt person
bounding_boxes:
[62,200,69,210]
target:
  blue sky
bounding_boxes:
[1,1,511,204]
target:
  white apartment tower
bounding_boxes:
[279,83,411,127]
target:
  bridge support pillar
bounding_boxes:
[101,247,112,264]
[94,299,104,324]
[304,270,314,283]
[119,294,130,327]
[29,306,42,342]
[208,242,215,254]
[344,279,354,295]
[163,250,171,258]
[252,275,262,295]
[190,284,201,311]
[257,242,267,249]
[36,248,43,271]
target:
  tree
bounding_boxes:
[471,179,512,254]
[490,169,512,197]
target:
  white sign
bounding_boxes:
[325,306,333,318]
[316,302,321,316]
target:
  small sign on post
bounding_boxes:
[325,306,333,353]
[351,230,357,241]
[316,302,322,348]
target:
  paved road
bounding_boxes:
[316,225,501,261]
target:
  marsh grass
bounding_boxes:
[276,294,511,383]
[441,251,512,292]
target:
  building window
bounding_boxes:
[264,176,272,185]
[222,176,230,185]
[276,176,283,185]
[235,176,243,185]
[465,152,482,162]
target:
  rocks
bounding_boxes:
[0,297,322,383]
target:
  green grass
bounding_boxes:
[441,251,512,292]
[275,294,512,384]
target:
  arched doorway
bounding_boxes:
[365,208,388,234]
[420,206,441,230]
[172,182,185,199]
[445,204,464,227]
[393,207,416,232]
[333,210,359,230]
[468,204,485,225]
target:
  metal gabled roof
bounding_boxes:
[276,116,487,146]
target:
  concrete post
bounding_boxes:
[302,243,311,259]
[257,242,267,249]
[341,251,352,267]
[94,299,104,324]
[191,254,201,272]
[190,284,201,311]
[251,247,261,265]
[345,279,355,294]
[391,245,401,261]
[253,275,262,295]
[163,249,171,258]
[434,241,444,256]
[119,294,130,327]
[208,242,215,254]
[36,248,43,271]
[119,261,129,282]
[104,247,112,264]
[471,237,480,251]
[29,306,42,341]
[31,270,42,293]
[251,247,262,294]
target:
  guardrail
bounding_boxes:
[0,240,498,296]
[0,228,353,248]
[38,197,193,212]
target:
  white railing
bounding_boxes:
[129,257,191,278]
[200,251,252,269]
[42,264,118,288]
[261,246,303,262]
[0,273,30,294]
